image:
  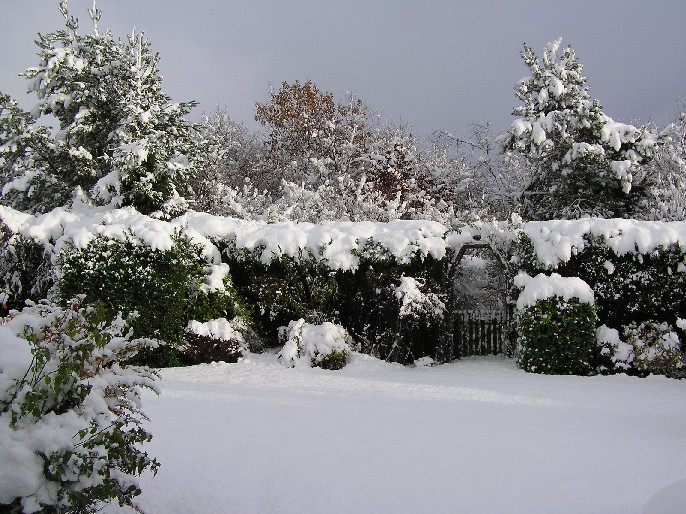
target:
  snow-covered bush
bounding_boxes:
[393,275,448,361]
[183,318,247,365]
[515,273,597,375]
[0,298,158,512]
[622,321,683,377]
[57,231,239,367]
[0,231,53,312]
[278,319,351,370]
[597,322,684,377]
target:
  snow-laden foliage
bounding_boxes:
[0,2,197,217]
[395,276,446,320]
[183,317,248,365]
[0,298,158,513]
[278,319,351,369]
[515,276,597,375]
[513,220,686,376]
[500,38,665,220]
[644,110,686,221]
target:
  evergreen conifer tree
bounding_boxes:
[0,1,197,217]
[500,38,664,220]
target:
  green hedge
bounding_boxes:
[57,231,242,367]
[221,240,454,364]
[517,296,597,375]
[514,233,686,332]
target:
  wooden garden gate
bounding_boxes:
[453,309,508,358]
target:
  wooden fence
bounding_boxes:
[453,309,508,358]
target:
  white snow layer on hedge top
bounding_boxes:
[279,319,350,368]
[523,218,686,267]
[0,204,451,271]
[514,273,594,310]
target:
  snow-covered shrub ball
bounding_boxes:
[0,298,159,513]
[183,318,246,364]
[515,273,597,375]
[279,319,352,370]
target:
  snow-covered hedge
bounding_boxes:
[514,273,597,375]
[0,299,158,512]
[2,204,683,373]
[0,204,460,364]
[514,219,686,375]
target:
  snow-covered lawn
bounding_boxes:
[105,354,686,514]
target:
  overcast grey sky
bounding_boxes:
[1,0,685,139]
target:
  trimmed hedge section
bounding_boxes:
[516,296,597,375]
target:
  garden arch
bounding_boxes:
[449,239,511,359]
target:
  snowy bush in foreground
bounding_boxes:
[0,298,159,513]
[278,319,351,370]
[515,273,597,375]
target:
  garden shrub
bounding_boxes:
[278,319,351,369]
[57,231,243,367]
[223,246,340,345]
[0,298,158,513]
[183,318,246,364]
[597,321,684,377]
[515,273,597,375]
[223,237,456,364]
[517,296,597,374]
[335,246,453,364]
[622,321,683,377]
[393,275,447,363]
[0,231,54,312]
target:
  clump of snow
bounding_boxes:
[186,318,244,345]
[597,325,633,370]
[414,356,435,367]
[395,276,445,319]
[515,272,594,310]
[278,319,351,368]
[200,263,231,293]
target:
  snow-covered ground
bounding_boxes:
[104,353,686,514]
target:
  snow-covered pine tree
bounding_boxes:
[0,1,197,217]
[500,38,664,220]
